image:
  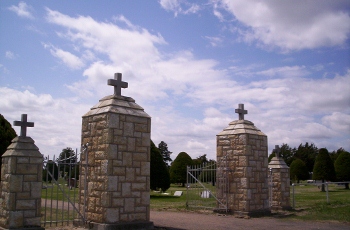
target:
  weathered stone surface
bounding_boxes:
[268,157,291,210]
[217,119,270,216]
[0,135,43,229]
[79,91,152,226]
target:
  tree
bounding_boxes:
[58,147,77,178]
[330,148,346,163]
[43,160,59,183]
[290,159,309,183]
[150,140,170,192]
[158,141,172,167]
[295,142,318,173]
[334,151,350,189]
[0,114,17,176]
[312,148,336,192]
[268,143,295,166]
[192,154,208,165]
[170,152,193,187]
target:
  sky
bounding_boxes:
[1,0,349,161]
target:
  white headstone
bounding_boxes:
[201,190,211,198]
[173,191,183,196]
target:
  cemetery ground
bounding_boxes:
[37,180,350,229]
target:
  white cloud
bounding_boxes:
[204,36,224,47]
[218,0,350,51]
[0,87,90,158]
[43,44,84,70]
[5,51,15,59]
[322,112,350,134]
[8,2,34,19]
[257,66,309,78]
[159,0,200,16]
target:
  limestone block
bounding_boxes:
[9,175,23,192]
[16,199,35,210]
[106,208,119,223]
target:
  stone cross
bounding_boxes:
[108,73,128,96]
[235,104,248,120]
[13,114,34,137]
[274,145,280,159]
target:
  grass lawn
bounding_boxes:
[290,183,350,223]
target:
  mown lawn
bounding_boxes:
[290,183,350,222]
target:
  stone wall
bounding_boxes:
[268,157,291,210]
[0,136,43,229]
[79,94,153,228]
[216,120,270,216]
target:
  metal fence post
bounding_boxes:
[326,182,329,203]
[292,183,295,209]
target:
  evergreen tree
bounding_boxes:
[192,154,208,165]
[0,114,17,177]
[334,151,350,189]
[43,160,59,183]
[268,143,295,166]
[158,141,172,167]
[290,159,309,183]
[58,147,76,178]
[170,152,193,187]
[295,142,318,172]
[330,147,346,163]
[150,140,170,192]
[312,148,336,192]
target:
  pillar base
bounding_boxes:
[271,205,292,211]
[87,221,154,230]
[233,209,271,217]
[0,227,44,230]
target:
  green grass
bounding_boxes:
[290,183,350,222]
[150,185,188,211]
[42,178,79,201]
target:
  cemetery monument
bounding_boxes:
[78,73,153,229]
[0,114,44,230]
[216,104,270,216]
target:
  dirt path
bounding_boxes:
[150,211,350,230]
[44,210,350,230]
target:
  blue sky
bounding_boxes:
[1,0,349,160]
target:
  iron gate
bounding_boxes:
[186,157,228,212]
[41,144,88,227]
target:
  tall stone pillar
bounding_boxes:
[268,145,291,210]
[79,73,153,229]
[216,104,270,216]
[0,114,44,230]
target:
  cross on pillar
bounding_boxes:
[107,73,128,96]
[274,145,280,159]
[235,103,248,120]
[13,114,34,137]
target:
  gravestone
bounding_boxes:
[0,114,44,230]
[201,190,211,198]
[78,73,153,229]
[268,145,291,210]
[173,191,183,197]
[216,104,270,216]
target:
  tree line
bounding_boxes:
[268,143,350,190]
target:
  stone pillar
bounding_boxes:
[268,156,291,210]
[79,74,153,229]
[0,136,44,230]
[216,119,270,216]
